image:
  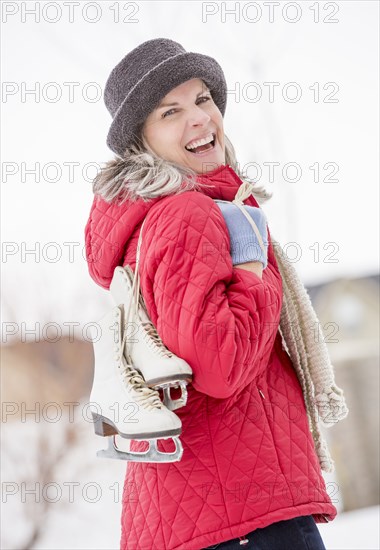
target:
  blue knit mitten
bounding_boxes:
[214,200,269,268]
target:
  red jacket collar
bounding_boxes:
[195,164,260,207]
[88,163,260,261]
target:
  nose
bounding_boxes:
[187,105,211,126]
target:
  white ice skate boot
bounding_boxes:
[90,304,183,462]
[110,264,193,411]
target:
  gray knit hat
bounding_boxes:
[104,38,228,157]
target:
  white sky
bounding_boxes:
[1,0,379,332]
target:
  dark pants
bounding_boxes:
[202,515,327,550]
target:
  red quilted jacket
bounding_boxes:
[85,164,337,550]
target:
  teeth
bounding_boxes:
[185,133,214,151]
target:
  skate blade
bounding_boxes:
[92,412,181,440]
[147,374,192,387]
[160,381,189,411]
[96,435,183,463]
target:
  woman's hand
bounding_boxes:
[214,200,269,269]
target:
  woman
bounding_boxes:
[85,38,348,550]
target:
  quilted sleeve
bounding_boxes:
[140,192,282,399]
[84,194,152,290]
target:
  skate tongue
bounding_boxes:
[138,303,151,324]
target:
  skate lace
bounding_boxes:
[119,353,163,411]
[123,241,172,360]
[141,321,173,358]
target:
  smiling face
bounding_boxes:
[141,78,225,174]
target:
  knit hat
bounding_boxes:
[104,38,228,157]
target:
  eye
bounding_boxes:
[162,108,177,119]
[197,95,212,104]
[161,95,212,119]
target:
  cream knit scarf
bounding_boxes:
[233,182,349,473]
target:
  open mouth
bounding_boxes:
[185,133,216,155]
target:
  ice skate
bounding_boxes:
[110,264,193,411]
[90,304,183,462]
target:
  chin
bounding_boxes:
[196,155,225,171]
[192,161,223,175]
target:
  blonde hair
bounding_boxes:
[92,132,272,205]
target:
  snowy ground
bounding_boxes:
[1,416,379,550]
[317,505,379,550]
